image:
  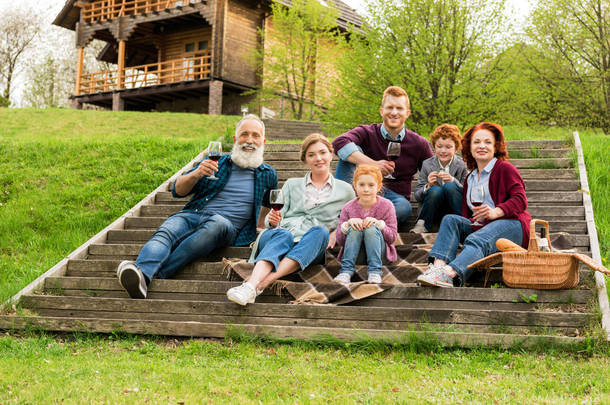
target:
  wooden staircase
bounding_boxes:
[1,130,608,347]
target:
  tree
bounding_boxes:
[22,54,74,108]
[527,0,610,133]
[322,0,508,135]
[254,0,340,120]
[0,8,40,103]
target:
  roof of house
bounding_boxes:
[53,0,362,31]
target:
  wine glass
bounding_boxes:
[385,142,401,179]
[270,189,284,212]
[470,185,485,225]
[207,141,222,180]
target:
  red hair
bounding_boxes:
[430,124,461,151]
[461,122,509,171]
[353,164,383,192]
[381,86,410,110]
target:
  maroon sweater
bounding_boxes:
[461,159,531,248]
[332,124,433,197]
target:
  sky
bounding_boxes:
[1,0,537,106]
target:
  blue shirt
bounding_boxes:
[172,154,278,246]
[337,125,406,160]
[466,158,497,211]
[203,165,255,232]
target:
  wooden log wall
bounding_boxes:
[221,0,263,87]
[158,27,213,61]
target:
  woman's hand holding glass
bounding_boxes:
[472,205,504,223]
[267,210,282,228]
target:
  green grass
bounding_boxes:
[0,108,239,303]
[579,128,610,301]
[0,333,608,403]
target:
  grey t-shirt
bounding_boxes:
[203,165,255,232]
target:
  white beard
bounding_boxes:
[231,142,264,169]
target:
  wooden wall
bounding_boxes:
[158,27,213,61]
[221,0,263,87]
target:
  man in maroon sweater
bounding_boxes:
[332,86,433,225]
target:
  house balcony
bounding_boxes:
[81,0,204,24]
[78,54,211,95]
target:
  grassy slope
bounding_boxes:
[0,110,609,401]
[0,108,238,303]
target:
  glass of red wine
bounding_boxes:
[270,189,284,212]
[385,142,401,179]
[207,141,222,180]
[470,185,485,225]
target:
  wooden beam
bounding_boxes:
[573,131,610,340]
[117,40,126,89]
[75,47,84,96]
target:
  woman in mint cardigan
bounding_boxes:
[227,134,355,306]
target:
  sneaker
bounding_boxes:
[227,282,257,306]
[117,260,148,299]
[334,272,352,284]
[417,266,454,288]
[410,220,427,234]
[367,273,382,284]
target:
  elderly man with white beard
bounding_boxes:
[116,114,277,299]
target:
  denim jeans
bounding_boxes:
[136,212,237,282]
[419,182,462,232]
[339,226,385,276]
[335,159,412,224]
[255,226,329,271]
[428,214,523,286]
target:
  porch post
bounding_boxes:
[117,40,126,89]
[208,80,223,115]
[75,47,84,96]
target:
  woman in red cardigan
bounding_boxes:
[417,122,531,287]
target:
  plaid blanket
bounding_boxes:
[223,234,435,305]
[222,232,575,304]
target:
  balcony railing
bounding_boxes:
[79,54,211,95]
[82,0,204,24]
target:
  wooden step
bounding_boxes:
[262,150,573,160]
[267,168,578,180]
[263,157,573,169]
[264,140,570,149]
[165,176,581,192]
[65,259,595,285]
[20,295,593,329]
[137,204,585,220]
[154,189,583,206]
[43,277,594,305]
[0,315,585,347]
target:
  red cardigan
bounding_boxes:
[461,159,531,248]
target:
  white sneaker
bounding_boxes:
[417,265,454,288]
[227,282,257,306]
[334,273,352,284]
[411,220,427,234]
[117,260,148,299]
[367,273,382,284]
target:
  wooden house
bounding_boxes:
[53,0,362,114]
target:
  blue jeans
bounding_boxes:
[339,226,385,276]
[335,159,412,224]
[255,226,329,271]
[428,214,523,286]
[419,182,462,232]
[136,212,238,282]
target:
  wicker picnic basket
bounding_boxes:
[468,219,610,290]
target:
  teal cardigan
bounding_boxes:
[248,173,355,262]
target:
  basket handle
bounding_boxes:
[528,219,552,252]
[573,253,610,275]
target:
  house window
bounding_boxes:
[198,41,208,51]
[185,43,195,53]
